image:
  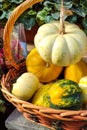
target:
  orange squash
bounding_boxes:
[26,48,63,83]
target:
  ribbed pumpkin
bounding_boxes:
[64,60,87,83]
[34,21,87,66]
[26,48,63,83]
[32,79,82,110]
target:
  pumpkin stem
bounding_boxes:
[59,0,65,34]
[46,62,50,68]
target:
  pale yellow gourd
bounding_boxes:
[12,72,39,101]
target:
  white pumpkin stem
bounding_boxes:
[59,0,65,34]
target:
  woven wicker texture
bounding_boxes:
[1,0,87,130]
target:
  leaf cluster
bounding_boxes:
[0,0,87,32]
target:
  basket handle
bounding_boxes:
[3,0,43,70]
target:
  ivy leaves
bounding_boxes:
[0,0,87,34]
[35,0,87,34]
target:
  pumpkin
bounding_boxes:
[12,72,39,101]
[32,79,82,110]
[79,76,87,105]
[64,60,87,83]
[34,21,87,66]
[26,48,63,83]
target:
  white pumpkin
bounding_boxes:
[34,21,87,66]
[12,72,39,101]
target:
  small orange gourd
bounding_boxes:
[26,48,63,83]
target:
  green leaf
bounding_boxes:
[27,10,37,16]
[84,29,87,35]
[54,0,73,10]
[36,9,49,25]
[43,1,56,7]
[7,0,24,4]
[44,6,53,12]
[0,0,4,2]
[0,10,6,19]
[0,2,2,8]
[82,18,87,29]
[51,12,60,20]
[45,15,55,23]
[72,7,86,17]
[66,15,77,23]
[5,9,13,19]
[1,2,10,10]
[18,15,36,30]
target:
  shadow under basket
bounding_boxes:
[1,0,87,130]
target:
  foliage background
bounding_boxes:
[0,0,87,34]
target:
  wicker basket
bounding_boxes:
[1,0,87,130]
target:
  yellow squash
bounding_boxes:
[64,60,87,83]
[79,76,87,105]
[32,83,52,107]
[26,48,63,83]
